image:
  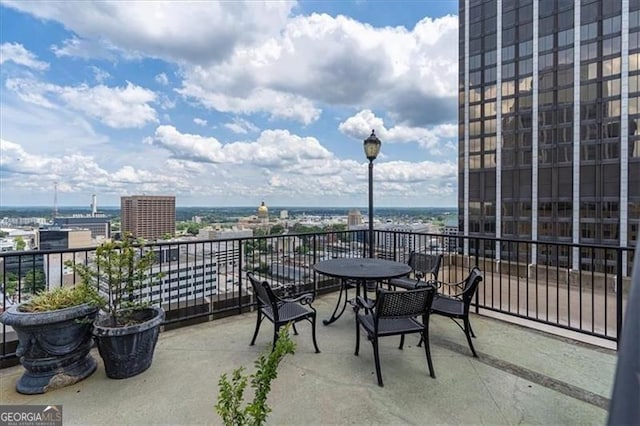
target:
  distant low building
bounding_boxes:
[198,227,253,240]
[53,215,111,239]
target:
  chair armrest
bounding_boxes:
[281,292,315,305]
[416,279,439,290]
[430,279,465,297]
[354,296,375,311]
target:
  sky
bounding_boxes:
[0,0,460,209]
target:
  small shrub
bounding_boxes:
[215,324,296,426]
[20,283,104,313]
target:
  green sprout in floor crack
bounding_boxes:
[215,323,296,426]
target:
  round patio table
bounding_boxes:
[313,258,412,325]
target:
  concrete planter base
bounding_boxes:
[0,303,99,394]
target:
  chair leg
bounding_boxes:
[464,318,478,357]
[417,336,423,347]
[398,334,405,350]
[310,316,321,353]
[422,325,436,379]
[468,319,476,338]
[292,323,299,335]
[250,311,263,346]
[372,338,383,387]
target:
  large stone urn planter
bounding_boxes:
[93,306,164,379]
[0,303,99,394]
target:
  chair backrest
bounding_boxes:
[247,272,278,313]
[408,252,442,280]
[461,266,483,312]
[375,286,436,321]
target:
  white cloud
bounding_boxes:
[4,1,296,65]
[90,66,111,83]
[339,109,456,155]
[177,13,458,126]
[5,78,158,128]
[51,37,119,60]
[155,73,169,85]
[0,42,49,70]
[5,3,458,128]
[0,3,461,206]
[146,125,332,166]
[58,82,158,128]
[223,117,259,134]
[177,84,321,124]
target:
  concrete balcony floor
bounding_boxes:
[1,294,616,425]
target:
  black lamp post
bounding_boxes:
[363,130,381,258]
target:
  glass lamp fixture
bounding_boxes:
[363,130,381,161]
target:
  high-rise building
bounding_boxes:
[459,0,640,274]
[121,195,176,240]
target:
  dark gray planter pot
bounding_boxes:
[0,303,99,394]
[93,306,164,379]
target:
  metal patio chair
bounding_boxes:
[354,285,436,387]
[389,252,442,290]
[421,266,483,357]
[247,272,320,353]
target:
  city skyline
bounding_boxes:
[0,1,460,208]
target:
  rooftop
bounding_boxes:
[0,294,615,425]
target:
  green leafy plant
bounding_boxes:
[215,324,296,426]
[19,282,104,313]
[66,233,162,327]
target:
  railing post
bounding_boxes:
[238,239,243,315]
[616,247,623,350]
[312,234,317,295]
[475,237,480,314]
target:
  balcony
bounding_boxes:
[0,230,631,423]
[1,294,614,424]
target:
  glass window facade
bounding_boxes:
[460,0,638,270]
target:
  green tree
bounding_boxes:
[186,223,200,236]
[24,269,46,294]
[269,224,284,235]
[293,245,310,255]
[2,272,19,297]
[254,262,269,274]
[15,236,26,251]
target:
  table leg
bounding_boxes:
[323,279,350,325]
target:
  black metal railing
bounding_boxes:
[1,230,634,364]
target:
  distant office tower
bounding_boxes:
[459,0,639,274]
[121,195,176,240]
[347,209,363,227]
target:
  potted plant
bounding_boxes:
[68,234,165,379]
[0,282,104,394]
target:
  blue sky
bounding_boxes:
[0,0,459,208]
